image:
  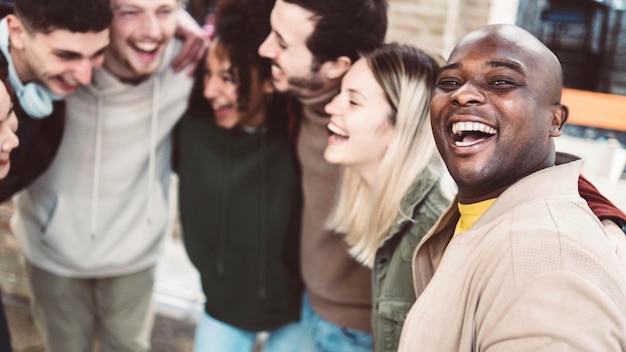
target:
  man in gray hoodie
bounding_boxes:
[11,0,196,350]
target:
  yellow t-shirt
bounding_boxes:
[453,199,496,238]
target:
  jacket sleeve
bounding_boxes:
[0,103,65,203]
[578,175,626,233]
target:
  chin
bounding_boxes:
[215,120,236,130]
[130,59,162,78]
[323,149,341,165]
[48,82,75,97]
[0,166,9,180]
[271,79,289,93]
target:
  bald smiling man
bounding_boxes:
[399,24,626,351]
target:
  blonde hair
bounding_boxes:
[326,43,444,267]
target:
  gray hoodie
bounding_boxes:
[11,40,193,277]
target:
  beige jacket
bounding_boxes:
[399,157,626,351]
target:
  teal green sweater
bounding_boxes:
[175,96,303,331]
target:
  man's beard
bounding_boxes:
[285,59,325,97]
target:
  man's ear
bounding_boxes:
[6,15,27,50]
[550,103,569,137]
[322,56,352,80]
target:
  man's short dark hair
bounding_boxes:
[14,0,112,34]
[283,0,387,64]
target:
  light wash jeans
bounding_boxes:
[193,311,302,352]
[300,293,373,352]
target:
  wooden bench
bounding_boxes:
[562,88,626,132]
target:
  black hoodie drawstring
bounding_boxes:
[258,128,268,299]
[216,137,232,276]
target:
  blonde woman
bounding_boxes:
[324,43,452,352]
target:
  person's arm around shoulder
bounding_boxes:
[171,8,209,75]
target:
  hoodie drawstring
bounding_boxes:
[147,75,160,226]
[90,75,160,238]
[90,96,104,238]
[216,136,232,276]
[258,131,268,299]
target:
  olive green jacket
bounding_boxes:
[372,166,451,352]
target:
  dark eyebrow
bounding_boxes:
[52,44,108,61]
[52,50,82,60]
[439,62,459,74]
[485,60,524,75]
[92,46,108,59]
[438,60,525,76]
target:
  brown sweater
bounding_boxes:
[296,91,373,332]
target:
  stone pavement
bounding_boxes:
[2,293,196,352]
[0,202,200,352]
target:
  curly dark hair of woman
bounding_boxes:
[209,0,275,111]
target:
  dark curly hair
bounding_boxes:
[210,0,275,111]
[14,0,112,34]
[189,0,289,134]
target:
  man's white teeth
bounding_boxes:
[271,65,282,75]
[451,121,496,135]
[60,76,78,86]
[455,140,477,147]
[135,42,158,52]
[328,122,348,138]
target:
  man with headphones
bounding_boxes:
[0,0,204,349]
[0,0,112,202]
[0,2,112,350]
[9,0,194,348]
[0,0,206,203]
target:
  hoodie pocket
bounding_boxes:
[39,182,170,271]
[39,194,93,265]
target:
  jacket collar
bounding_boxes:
[388,166,442,237]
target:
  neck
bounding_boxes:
[240,101,268,129]
[298,86,339,117]
[354,161,381,188]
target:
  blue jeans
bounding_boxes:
[301,294,373,352]
[193,311,302,352]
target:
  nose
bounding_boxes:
[451,82,485,106]
[258,33,276,59]
[203,76,219,101]
[324,93,343,116]
[140,13,161,37]
[75,60,94,85]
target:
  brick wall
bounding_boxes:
[386,0,518,58]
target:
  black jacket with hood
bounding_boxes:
[175,88,303,331]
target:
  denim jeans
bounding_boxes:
[300,293,373,352]
[193,311,302,352]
